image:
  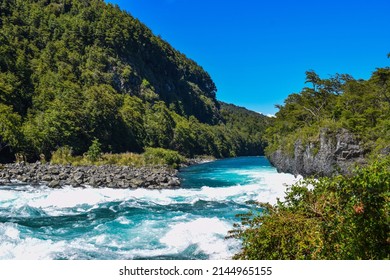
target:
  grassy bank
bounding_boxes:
[51,146,185,168]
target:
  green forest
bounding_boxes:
[0,0,270,163]
[264,67,390,159]
[230,63,390,260]
[1,0,389,260]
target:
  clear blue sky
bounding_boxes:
[106,0,390,115]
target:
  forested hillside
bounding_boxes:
[265,66,390,176]
[220,102,272,156]
[231,64,390,260]
[0,0,269,162]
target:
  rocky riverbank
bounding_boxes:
[0,162,180,189]
[180,156,215,168]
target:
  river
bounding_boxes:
[0,156,300,260]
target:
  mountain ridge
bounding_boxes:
[0,0,269,162]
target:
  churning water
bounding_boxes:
[0,157,300,260]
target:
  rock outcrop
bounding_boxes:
[0,163,180,189]
[268,128,367,177]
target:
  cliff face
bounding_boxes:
[268,129,367,177]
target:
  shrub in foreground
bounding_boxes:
[229,158,390,260]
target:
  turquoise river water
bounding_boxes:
[0,157,300,260]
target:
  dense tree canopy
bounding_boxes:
[265,66,390,158]
[230,62,390,260]
[0,0,269,162]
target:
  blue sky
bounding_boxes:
[106,0,390,115]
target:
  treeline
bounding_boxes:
[0,0,269,162]
[265,66,390,158]
[230,62,390,259]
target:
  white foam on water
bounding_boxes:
[261,171,303,203]
[0,159,302,260]
[93,234,107,245]
[0,223,65,260]
[116,216,131,225]
[0,190,19,203]
[104,217,239,260]
[0,168,300,217]
[0,238,65,260]
[4,225,20,240]
[121,247,180,259]
[122,172,294,207]
[160,217,240,260]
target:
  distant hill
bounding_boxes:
[0,0,269,162]
[220,102,273,156]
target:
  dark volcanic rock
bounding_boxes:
[48,180,61,188]
[268,128,367,177]
[168,177,180,187]
[0,163,181,189]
